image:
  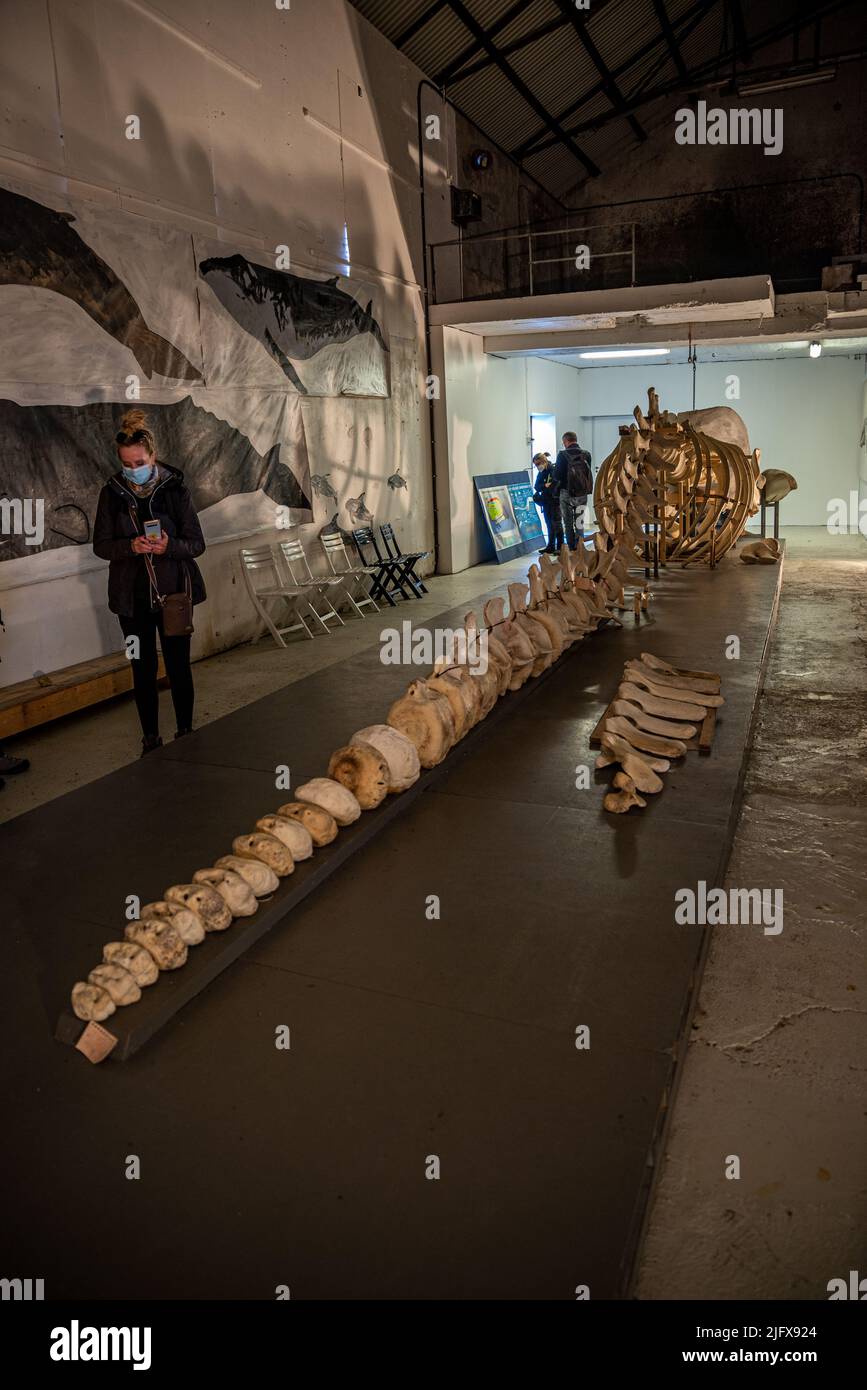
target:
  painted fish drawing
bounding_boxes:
[0,396,311,559]
[387,471,407,491]
[0,186,201,382]
[198,253,388,394]
[310,473,338,500]
[346,492,373,525]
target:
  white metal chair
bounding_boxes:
[239,545,317,645]
[277,537,346,634]
[319,532,380,618]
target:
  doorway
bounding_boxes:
[530,413,557,466]
[529,413,557,540]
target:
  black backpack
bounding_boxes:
[565,446,593,497]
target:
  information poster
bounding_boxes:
[508,480,545,546]
[477,484,522,551]
[475,471,544,563]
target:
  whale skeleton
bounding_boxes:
[594,386,763,569]
[66,425,727,1028]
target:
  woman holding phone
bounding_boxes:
[93,408,207,755]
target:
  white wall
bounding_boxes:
[435,328,584,572]
[0,0,437,686]
[574,356,865,527]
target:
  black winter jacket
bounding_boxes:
[553,444,593,499]
[532,466,558,508]
[93,464,207,617]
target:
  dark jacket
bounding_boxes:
[93,463,206,617]
[532,465,557,508]
[553,444,593,499]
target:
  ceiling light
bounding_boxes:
[577,348,671,360]
[809,341,822,358]
[738,66,837,97]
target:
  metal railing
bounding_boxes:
[525,220,636,296]
[429,173,864,306]
[431,218,637,305]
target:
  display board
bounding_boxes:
[475,471,545,563]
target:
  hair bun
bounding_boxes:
[119,407,149,434]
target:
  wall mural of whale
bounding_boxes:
[198,253,389,396]
[0,396,311,560]
[0,186,201,383]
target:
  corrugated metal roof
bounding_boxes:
[349,0,843,204]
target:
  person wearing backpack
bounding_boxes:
[553,432,593,551]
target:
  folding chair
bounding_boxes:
[320,532,380,618]
[277,537,346,633]
[351,526,405,606]
[239,545,317,645]
[379,522,430,598]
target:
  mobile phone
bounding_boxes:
[143,520,162,542]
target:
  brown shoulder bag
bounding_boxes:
[128,505,194,636]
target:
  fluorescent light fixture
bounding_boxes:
[809,341,822,358]
[738,66,836,97]
[578,348,671,360]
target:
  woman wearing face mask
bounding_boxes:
[93,408,207,755]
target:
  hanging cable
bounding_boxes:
[688,326,697,409]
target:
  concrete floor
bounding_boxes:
[2,527,864,1298]
[4,535,783,1301]
[0,557,534,825]
[636,528,867,1298]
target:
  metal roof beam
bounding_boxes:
[653,0,689,80]
[434,0,528,86]
[444,16,570,87]
[394,0,449,51]
[529,0,852,159]
[550,0,646,143]
[515,0,715,158]
[442,0,601,177]
[439,0,620,89]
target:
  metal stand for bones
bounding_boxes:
[759,495,780,541]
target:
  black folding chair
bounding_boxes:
[379,522,430,598]
[351,527,406,606]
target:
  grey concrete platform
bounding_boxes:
[0,551,782,1299]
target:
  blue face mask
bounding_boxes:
[122,462,155,486]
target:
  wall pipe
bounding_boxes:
[416,77,568,572]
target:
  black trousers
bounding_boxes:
[542,498,564,550]
[119,608,194,738]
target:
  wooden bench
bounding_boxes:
[0,651,167,739]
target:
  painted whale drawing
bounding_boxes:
[0,186,201,382]
[198,253,388,394]
[0,396,311,560]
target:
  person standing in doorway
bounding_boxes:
[553,431,593,551]
[532,451,563,553]
[93,409,207,756]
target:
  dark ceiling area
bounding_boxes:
[351,0,867,202]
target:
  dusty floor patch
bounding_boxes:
[635,529,867,1300]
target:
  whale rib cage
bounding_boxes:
[593,387,762,568]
